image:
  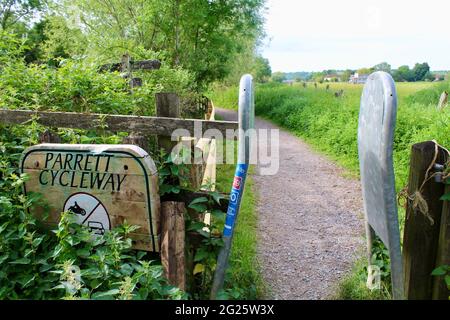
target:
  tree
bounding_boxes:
[356,67,373,75]
[0,0,44,31]
[253,56,271,83]
[412,62,430,81]
[393,65,415,82]
[373,62,391,73]
[55,0,266,89]
[271,72,285,83]
[341,69,353,82]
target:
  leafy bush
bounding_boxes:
[0,30,194,116]
[0,123,187,300]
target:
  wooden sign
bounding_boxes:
[358,71,404,299]
[21,144,160,252]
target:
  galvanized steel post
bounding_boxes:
[210,74,254,299]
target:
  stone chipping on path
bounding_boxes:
[217,108,365,300]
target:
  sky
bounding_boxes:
[262,0,450,72]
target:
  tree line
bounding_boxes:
[272,62,444,83]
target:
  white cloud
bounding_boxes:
[262,0,450,71]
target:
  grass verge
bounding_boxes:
[215,139,264,299]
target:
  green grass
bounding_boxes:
[215,139,264,299]
[207,85,239,110]
[334,258,391,300]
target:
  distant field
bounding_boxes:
[209,81,436,110]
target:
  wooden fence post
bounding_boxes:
[433,183,450,299]
[38,129,61,143]
[156,93,181,154]
[403,141,448,299]
[122,132,149,152]
[160,201,186,290]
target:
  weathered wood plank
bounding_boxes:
[161,201,186,290]
[132,60,161,71]
[99,59,161,72]
[403,141,448,299]
[0,109,238,138]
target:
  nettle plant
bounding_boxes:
[1,121,232,299]
[0,124,186,300]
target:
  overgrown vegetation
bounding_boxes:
[0,1,268,298]
[0,122,187,299]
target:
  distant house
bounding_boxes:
[433,74,445,82]
[324,74,341,82]
[349,73,369,84]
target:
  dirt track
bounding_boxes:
[217,108,365,300]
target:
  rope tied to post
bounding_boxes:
[398,140,450,225]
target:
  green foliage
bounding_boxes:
[0,124,185,300]
[253,56,272,83]
[45,0,265,89]
[336,258,391,300]
[271,71,286,83]
[373,62,391,73]
[0,32,193,115]
[0,0,45,31]
[207,85,239,110]
[393,63,431,82]
[356,67,373,75]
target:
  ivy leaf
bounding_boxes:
[210,192,225,205]
[440,193,450,201]
[76,248,91,258]
[18,274,36,288]
[170,186,181,194]
[189,197,209,205]
[211,209,225,219]
[187,221,206,231]
[189,204,207,213]
[91,289,120,300]
[445,275,450,287]
[194,249,209,262]
[193,263,205,275]
[432,265,448,276]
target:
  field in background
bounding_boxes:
[210,81,449,195]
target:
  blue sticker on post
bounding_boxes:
[223,163,249,237]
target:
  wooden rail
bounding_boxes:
[0,108,238,138]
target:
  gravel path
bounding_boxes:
[217,108,365,300]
